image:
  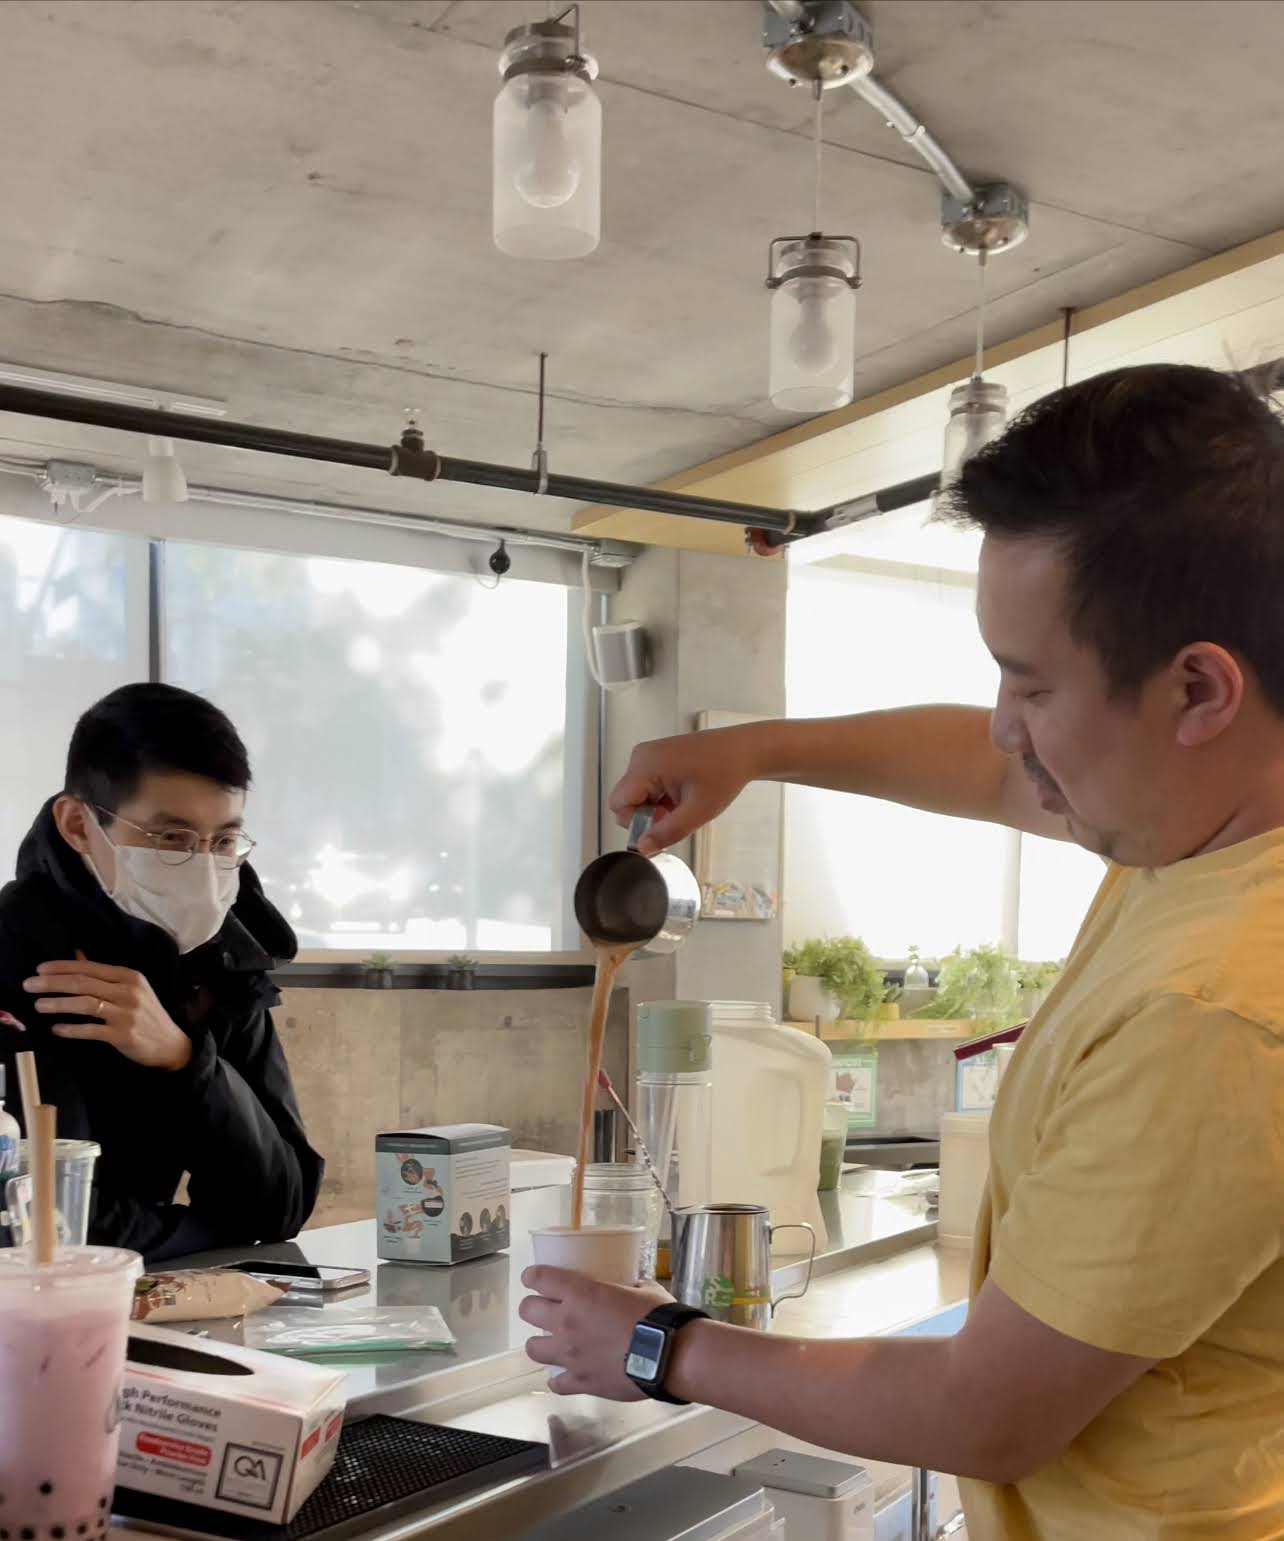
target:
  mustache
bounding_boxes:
[1023,755,1062,796]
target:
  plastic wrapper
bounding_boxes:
[245,1304,457,1356]
[132,1269,290,1323]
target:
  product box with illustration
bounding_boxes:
[376,1123,511,1265]
[116,1324,346,1524]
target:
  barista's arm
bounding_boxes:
[520,1274,1152,1485]
[611,708,1068,853]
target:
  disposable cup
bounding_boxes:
[4,1139,101,1247]
[0,1244,142,1535]
[530,1224,645,1285]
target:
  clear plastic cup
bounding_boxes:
[0,1245,141,1535]
[529,1225,645,1285]
[4,1139,101,1247]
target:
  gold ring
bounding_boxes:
[96,1000,109,1018]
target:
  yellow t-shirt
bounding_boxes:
[961,831,1284,1540]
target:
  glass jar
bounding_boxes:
[582,1163,663,1281]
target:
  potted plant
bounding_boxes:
[903,945,930,990]
[445,953,478,991]
[913,943,1022,1030]
[1017,959,1061,1017]
[783,937,885,1026]
[363,952,395,991]
[879,983,902,1022]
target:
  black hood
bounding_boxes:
[15,799,297,974]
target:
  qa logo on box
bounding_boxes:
[216,1444,283,1511]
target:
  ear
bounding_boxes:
[52,795,93,856]
[1173,643,1243,748]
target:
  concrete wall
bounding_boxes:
[608,547,788,1015]
[277,985,629,1228]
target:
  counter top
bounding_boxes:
[123,1173,966,1541]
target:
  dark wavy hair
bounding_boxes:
[940,361,1284,712]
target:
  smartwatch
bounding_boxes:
[624,1302,709,1404]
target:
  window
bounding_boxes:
[0,516,149,873]
[163,542,588,952]
[0,504,591,956]
[784,562,1010,959]
[784,559,1101,963]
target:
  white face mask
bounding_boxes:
[84,816,241,955]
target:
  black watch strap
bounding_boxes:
[625,1302,709,1404]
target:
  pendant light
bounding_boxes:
[766,88,861,414]
[493,4,601,261]
[939,249,1008,485]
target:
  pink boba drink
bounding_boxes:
[0,1247,141,1540]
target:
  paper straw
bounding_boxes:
[15,1051,40,1135]
[31,1103,57,1265]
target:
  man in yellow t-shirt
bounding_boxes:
[520,362,1284,1538]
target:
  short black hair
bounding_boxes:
[65,683,251,817]
[941,362,1284,713]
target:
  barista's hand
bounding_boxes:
[520,1268,671,1400]
[610,729,760,853]
[24,957,193,1072]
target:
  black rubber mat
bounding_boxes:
[114,1415,548,1541]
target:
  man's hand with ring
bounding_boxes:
[23,955,193,1072]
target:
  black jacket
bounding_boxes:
[0,801,323,1264]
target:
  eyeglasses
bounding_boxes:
[95,807,257,870]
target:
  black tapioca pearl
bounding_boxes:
[52,1526,65,1538]
[21,1526,35,1539]
[76,1526,87,1536]
[38,1488,52,1499]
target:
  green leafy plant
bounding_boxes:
[883,982,903,1004]
[784,937,885,1021]
[1017,959,1061,992]
[445,954,478,972]
[365,951,394,970]
[913,944,1022,1028]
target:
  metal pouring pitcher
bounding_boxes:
[573,806,700,958]
[670,1203,816,1331]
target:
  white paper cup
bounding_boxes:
[530,1224,645,1285]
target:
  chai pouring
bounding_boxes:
[570,808,700,1229]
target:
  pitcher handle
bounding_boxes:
[768,1222,817,1312]
[626,805,656,852]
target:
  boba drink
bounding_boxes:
[0,1247,141,1540]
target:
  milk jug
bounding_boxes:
[708,1001,831,1254]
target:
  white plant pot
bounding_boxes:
[788,974,840,1025]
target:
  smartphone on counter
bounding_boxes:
[225,1260,371,1296]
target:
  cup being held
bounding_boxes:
[529,1224,646,1286]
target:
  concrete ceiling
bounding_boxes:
[0,0,1280,536]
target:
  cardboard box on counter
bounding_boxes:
[376,1123,511,1265]
[117,1324,346,1524]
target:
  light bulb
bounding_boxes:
[514,93,580,209]
[787,282,838,374]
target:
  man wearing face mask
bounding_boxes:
[0,683,323,1263]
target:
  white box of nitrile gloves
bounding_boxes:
[375,1124,511,1265]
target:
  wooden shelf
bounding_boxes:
[790,1018,975,1043]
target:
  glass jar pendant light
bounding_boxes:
[939,249,1008,484]
[493,4,601,260]
[766,87,860,414]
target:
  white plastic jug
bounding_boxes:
[708,1002,832,1255]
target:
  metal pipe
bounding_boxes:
[848,74,975,205]
[812,470,941,533]
[0,383,800,535]
[766,0,809,19]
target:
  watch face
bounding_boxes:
[626,1322,666,1384]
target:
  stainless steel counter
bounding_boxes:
[120,1172,966,1541]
